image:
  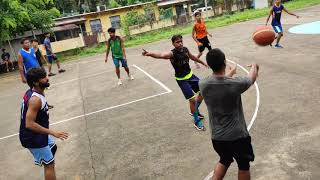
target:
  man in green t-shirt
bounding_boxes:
[105,28,134,85]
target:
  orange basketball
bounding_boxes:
[252,26,275,46]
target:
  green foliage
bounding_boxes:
[110,0,120,8]
[159,7,173,20]
[126,11,148,26]
[121,15,131,38]
[0,0,30,42]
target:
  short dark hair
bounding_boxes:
[171,34,182,43]
[31,39,39,43]
[21,38,29,44]
[194,11,201,17]
[26,68,47,88]
[108,27,116,33]
[206,48,226,72]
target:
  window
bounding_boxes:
[110,16,121,29]
[90,19,102,33]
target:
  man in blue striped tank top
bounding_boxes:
[18,38,40,84]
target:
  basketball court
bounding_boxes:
[0,5,319,180]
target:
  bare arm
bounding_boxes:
[17,53,26,83]
[188,51,208,67]
[266,8,273,25]
[105,42,110,63]
[247,63,259,83]
[192,26,200,44]
[283,7,299,18]
[226,64,237,77]
[142,49,172,59]
[120,37,127,59]
[26,97,69,140]
[40,50,47,64]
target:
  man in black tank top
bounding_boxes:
[19,67,69,180]
[142,35,208,131]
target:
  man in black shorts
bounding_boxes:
[142,35,208,131]
[199,49,259,180]
[1,48,15,72]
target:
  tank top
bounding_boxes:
[19,48,40,74]
[194,20,207,39]
[272,4,284,25]
[19,89,49,148]
[170,47,192,79]
[108,36,123,59]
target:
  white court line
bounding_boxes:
[203,59,260,180]
[51,67,120,87]
[0,65,172,141]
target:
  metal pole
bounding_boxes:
[205,0,208,19]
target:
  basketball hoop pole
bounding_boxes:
[205,0,208,19]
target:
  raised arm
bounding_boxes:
[226,64,237,77]
[120,37,127,59]
[283,7,299,18]
[26,96,69,140]
[188,51,208,67]
[142,49,173,60]
[247,63,259,84]
[17,53,26,83]
[266,7,273,25]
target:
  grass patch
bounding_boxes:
[57,0,320,62]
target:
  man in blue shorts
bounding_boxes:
[142,35,208,131]
[266,0,299,48]
[105,28,134,85]
[44,33,65,76]
[19,67,68,180]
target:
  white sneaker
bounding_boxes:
[117,79,123,85]
[129,75,134,80]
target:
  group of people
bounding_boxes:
[18,0,299,179]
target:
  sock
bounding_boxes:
[196,100,202,114]
[193,112,200,124]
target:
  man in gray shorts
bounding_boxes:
[199,48,259,180]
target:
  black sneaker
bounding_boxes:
[48,73,56,77]
[58,69,66,73]
[48,104,54,109]
[189,112,205,119]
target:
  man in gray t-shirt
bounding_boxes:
[199,48,259,180]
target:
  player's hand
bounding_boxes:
[247,63,259,71]
[197,42,203,47]
[208,34,213,38]
[22,77,27,83]
[229,64,237,74]
[142,49,149,56]
[105,58,108,63]
[51,130,69,141]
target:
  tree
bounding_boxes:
[22,0,60,33]
[0,0,30,43]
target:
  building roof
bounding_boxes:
[54,2,154,21]
[52,24,79,32]
[55,17,86,26]
[157,0,190,7]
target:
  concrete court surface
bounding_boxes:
[0,5,319,180]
